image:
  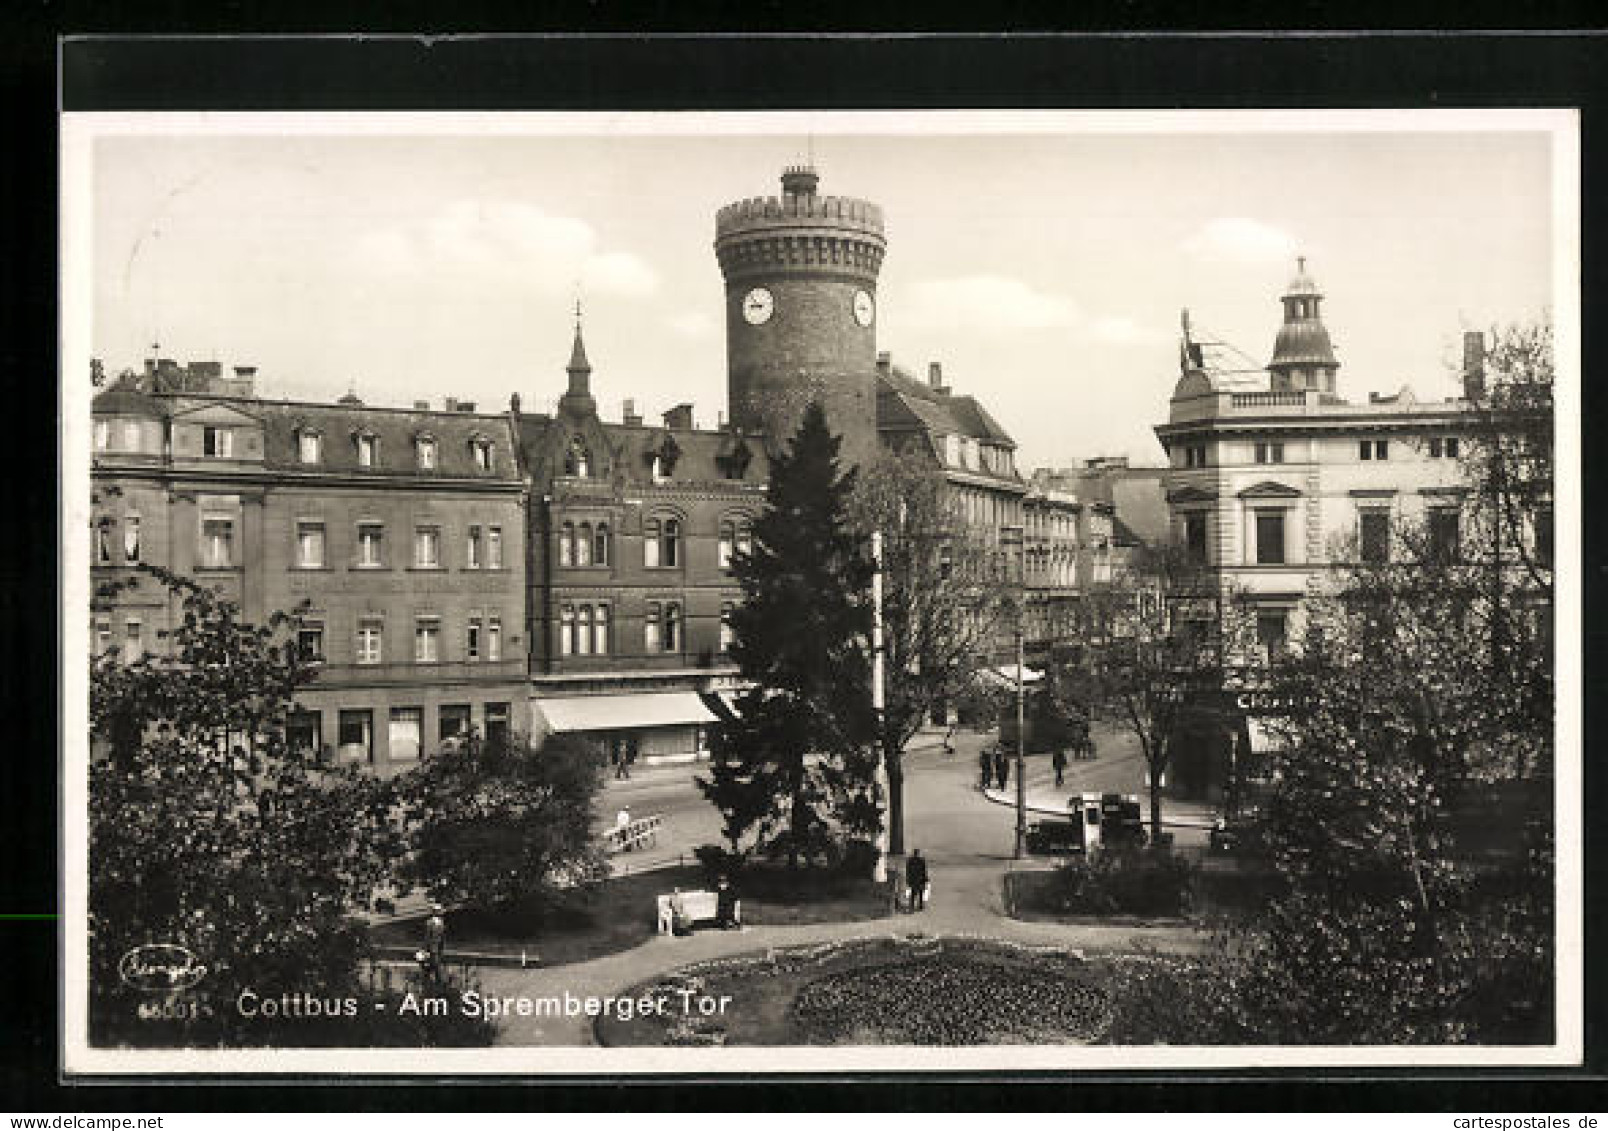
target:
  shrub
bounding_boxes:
[1048,847,1195,918]
[694,843,745,883]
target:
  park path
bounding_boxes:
[473,725,1212,1048]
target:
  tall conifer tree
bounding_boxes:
[699,402,880,868]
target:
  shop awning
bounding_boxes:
[979,664,1044,687]
[533,692,718,734]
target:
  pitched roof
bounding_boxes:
[875,365,1016,447]
[251,399,522,481]
[518,411,771,489]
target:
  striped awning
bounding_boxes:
[533,692,718,734]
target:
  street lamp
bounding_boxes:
[1001,526,1027,859]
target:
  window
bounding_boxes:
[356,433,378,468]
[466,525,482,569]
[595,605,610,655]
[1446,437,1460,459]
[414,617,440,663]
[123,421,140,450]
[1254,510,1286,565]
[576,605,593,655]
[1359,440,1372,461]
[576,523,593,567]
[644,519,660,568]
[720,519,750,569]
[471,439,494,471]
[659,519,681,568]
[664,601,682,652]
[1184,444,1208,469]
[1360,439,1390,462]
[559,522,574,567]
[720,602,735,652]
[356,621,383,665]
[296,521,326,569]
[201,517,235,568]
[298,431,322,464]
[467,617,482,661]
[594,522,611,567]
[1184,514,1208,564]
[1429,508,1461,563]
[1429,436,1461,459]
[486,526,503,569]
[338,709,374,765]
[389,706,423,762]
[96,523,111,565]
[560,605,575,656]
[1254,441,1284,465]
[297,623,324,663]
[203,426,233,458]
[487,616,501,662]
[416,437,437,470]
[564,438,591,477]
[357,523,384,568]
[1376,440,1390,461]
[94,617,111,653]
[124,618,143,659]
[1256,611,1287,659]
[1360,510,1391,565]
[286,711,322,762]
[1428,437,1443,459]
[438,705,471,750]
[414,525,441,569]
[94,421,109,452]
[123,516,141,562]
[644,602,661,652]
[485,703,510,749]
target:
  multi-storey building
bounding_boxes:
[517,325,769,765]
[91,361,529,772]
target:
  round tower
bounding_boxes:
[714,164,887,468]
[1268,256,1340,394]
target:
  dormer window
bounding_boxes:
[203,425,233,458]
[415,434,437,470]
[354,430,379,468]
[297,428,323,464]
[470,435,495,472]
[564,437,592,477]
[646,434,681,482]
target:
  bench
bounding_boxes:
[604,814,663,854]
[655,890,741,935]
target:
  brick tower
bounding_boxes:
[714,164,887,469]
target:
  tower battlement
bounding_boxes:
[714,193,885,239]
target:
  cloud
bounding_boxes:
[1088,314,1166,345]
[905,275,1081,331]
[664,310,716,339]
[352,198,658,297]
[1181,217,1299,264]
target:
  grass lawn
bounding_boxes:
[370,864,891,968]
[596,937,1111,1046]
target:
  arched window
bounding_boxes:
[662,519,681,568]
[471,438,494,472]
[594,522,611,567]
[664,601,682,652]
[645,601,661,652]
[576,605,593,655]
[559,604,575,656]
[720,601,735,652]
[719,520,736,569]
[576,522,593,566]
[595,605,611,655]
[643,519,660,568]
[559,522,574,567]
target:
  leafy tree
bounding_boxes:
[848,450,1016,854]
[88,566,410,1046]
[400,732,609,914]
[699,402,879,868]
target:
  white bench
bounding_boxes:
[604,815,663,854]
[656,890,741,934]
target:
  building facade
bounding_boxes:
[91,361,529,772]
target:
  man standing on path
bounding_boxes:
[1052,746,1068,787]
[905,849,929,912]
[979,746,993,790]
[425,902,446,971]
[994,746,1010,791]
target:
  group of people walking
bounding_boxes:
[978,746,1013,791]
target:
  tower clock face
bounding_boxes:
[853,289,875,327]
[741,287,775,325]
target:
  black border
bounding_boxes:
[13,30,1606,1110]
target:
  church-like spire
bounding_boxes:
[559,300,597,417]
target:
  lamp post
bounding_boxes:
[1002,526,1027,859]
[871,529,889,883]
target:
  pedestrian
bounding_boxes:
[669,887,692,936]
[425,902,446,970]
[1052,747,1068,787]
[611,745,626,780]
[994,747,1010,791]
[714,874,740,929]
[906,849,930,911]
[978,747,993,790]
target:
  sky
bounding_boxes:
[83,114,1560,471]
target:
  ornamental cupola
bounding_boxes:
[557,304,597,418]
[1268,256,1340,394]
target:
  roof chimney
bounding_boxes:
[413,400,430,410]
[663,403,694,431]
[622,398,642,427]
[877,351,891,377]
[1462,330,1487,402]
[444,396,459,412]
[929,362,950,395]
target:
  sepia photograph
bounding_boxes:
[59,107,1579,1076]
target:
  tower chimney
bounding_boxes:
[1462,330,1487,402]
[622,398,641,426]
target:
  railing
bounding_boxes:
[1229,391,1308,408]
[604,814,664,854]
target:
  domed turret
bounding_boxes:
[1268,256,1339,394]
